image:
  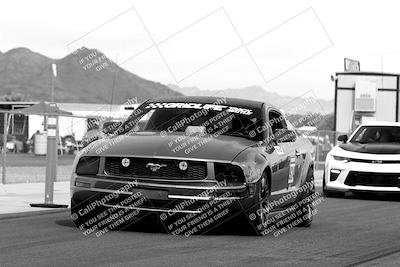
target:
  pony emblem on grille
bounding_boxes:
[146,163,167,172]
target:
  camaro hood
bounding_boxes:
[84,132,257,162]
[330,144,400,160]
[339,142,400,154]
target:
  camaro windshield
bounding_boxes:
[118,102,264,141]
[350,126,400,143]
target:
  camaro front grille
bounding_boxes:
[345,171,400,187]
[350,158,400,164]
[104,157,207,180]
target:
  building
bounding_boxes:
[0,102,138,142]
[334,71,400,133]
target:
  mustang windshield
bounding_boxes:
[118,102,263,141]
[350,126,400,143]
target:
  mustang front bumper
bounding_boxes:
[70,174,259,217]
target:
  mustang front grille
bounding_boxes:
[345,171,400,187]
[104,157,207,180]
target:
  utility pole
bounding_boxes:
[51,63,56,102]
[44,109,57,204]
[2,113,7,184]
[30,62,66,208]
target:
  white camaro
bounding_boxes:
[323,121,400,196]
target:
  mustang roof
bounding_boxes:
[147,96,271,109]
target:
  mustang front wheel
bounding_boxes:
[246,173,270,235]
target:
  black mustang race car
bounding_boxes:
[71,96,315,235]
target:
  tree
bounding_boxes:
[0,92,27,101]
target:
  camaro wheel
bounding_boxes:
[246,173,270,236]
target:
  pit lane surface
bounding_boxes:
[1,191,400,267]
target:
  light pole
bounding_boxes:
[2,113,7,184]
[44,110,57,204]
[30,62,67,208]
[51,63,57,102]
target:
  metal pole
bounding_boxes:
[316,131,320,170]
[2,113,7,184]
[45,63,56,203]
[30,64,66,208]
[51,65,55,102]
[55,117,59,175]
[44,114,57,204]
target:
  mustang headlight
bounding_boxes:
[76,156,100,175]
[214,163,245,184]
[239,162,260,183]
[332,155,351,163]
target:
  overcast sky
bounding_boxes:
[1,0,400,100]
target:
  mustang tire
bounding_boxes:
[245,172,270,236]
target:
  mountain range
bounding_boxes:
[0,47,181,103]
[0,47,333,114]
[168,84,334,114]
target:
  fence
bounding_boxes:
[301,130,346,170]
[1,128,346,183]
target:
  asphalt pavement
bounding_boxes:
[1,188,400,267]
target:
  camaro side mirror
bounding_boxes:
[337,134,348,142]
[275,129,297,143]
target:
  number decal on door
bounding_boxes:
[274,145,284,155]
[288,156,296,184]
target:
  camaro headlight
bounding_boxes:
[332,155,351,162]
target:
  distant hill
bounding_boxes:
[0,47,181,103]
[0,46,333,114]
[169,84,334,115]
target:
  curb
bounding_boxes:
[0,208,70,221]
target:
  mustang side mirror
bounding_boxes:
[263,139,276,154]
[103,121,122,134]
[337,134,348,142]
[274,129,297,143]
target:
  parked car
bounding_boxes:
[71,96,315,235]
[61,135,78,155]
[323,121,400,196]
[0,134,23,153]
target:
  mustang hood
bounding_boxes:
[339,142,400,154]
[85,132,257,162]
